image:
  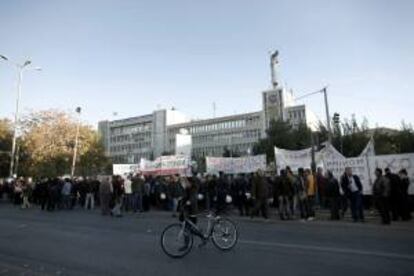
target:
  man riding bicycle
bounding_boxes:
[177,176,207,250]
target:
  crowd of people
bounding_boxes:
[0,166,412,225]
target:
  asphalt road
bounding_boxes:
[0,203,413,276]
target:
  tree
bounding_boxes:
[0,119,12,177]
[253,120,314,163]
[17,110,109,177]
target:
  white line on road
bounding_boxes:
[240,240,414,261]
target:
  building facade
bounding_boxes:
[97,52,318,163]
[98,88,317,163]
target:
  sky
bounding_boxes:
[0,0,413,129]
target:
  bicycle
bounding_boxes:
[160,210,239,258]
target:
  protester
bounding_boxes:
[251,169,269,220]
[47,179,60,211]
[398,169,412,220]
[385,168,404,221]
[234,174,250,216]
[99,176,113,216]
[305,169,316,220]
[123,174,133,212]
[84,177,95,210]
[21,180,32,209]
[316,167,328,208]
[206,174,217,211]
[340,167,364,222]
[216,172,229,213]
[325,170,341,220]
[61,178,72,210]
[277,169,292,220]
[131,173,145,213]
[373,168,391,225]
[291,168,308,220]
[111,175,124,217]
[13,179,23,205]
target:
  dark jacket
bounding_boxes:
[325,177,340,198]
[340,174,363,196]
[252,175,269,200]
[373,176,391,198]
[386,172,403,198]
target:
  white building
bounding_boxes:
[98,52,318,163]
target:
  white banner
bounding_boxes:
[140,155,192,176]
[319,143,346,161]
[371,153,414,195]
[323,157,372,194]
[206,155,266,174]
[275,147,312,171]
[113,164,140,176]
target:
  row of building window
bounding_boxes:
[186,118,260,134]
[289,110,305,120]
[192,143,254,157]
[110,142,152,153]
[111,123,152,135]
[192,130,261,144]
[110,132,152,143]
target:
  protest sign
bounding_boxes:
[323,157,372,194]
[140,155,192,176]
[371,153,414,195]
[206,155,266,174]
[113,164,140,176]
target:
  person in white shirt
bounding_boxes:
[123,174,133,212]
[340,167,364,222]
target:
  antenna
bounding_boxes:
[213,102,216,118]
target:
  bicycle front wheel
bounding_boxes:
[212,218,238,251]
[160,223,193,258]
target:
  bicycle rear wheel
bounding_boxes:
[211,218,238,251]
[160,223,193,258]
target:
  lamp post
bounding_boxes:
[295,86,332,144]
[0,55,41,177]
[71,107,82,178]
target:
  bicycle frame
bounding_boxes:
[181,212,220,240]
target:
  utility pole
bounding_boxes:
[323,87,332,144]
[0,55,41,177]
[295,86,333,144]
[71,107,82,178]
[270,50,279,89]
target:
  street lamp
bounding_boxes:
[0,54,41,177]
[71,107,82,178]
[295,86,332,144]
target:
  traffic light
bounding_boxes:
[333,113,340,125]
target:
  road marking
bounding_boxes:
[240,240,414,261]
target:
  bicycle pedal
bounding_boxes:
[198,240,207,248]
